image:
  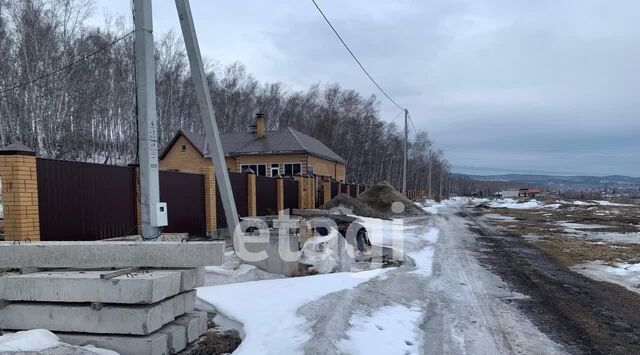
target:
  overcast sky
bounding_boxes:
[92,0,640,177]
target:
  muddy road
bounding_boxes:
[464,209,640,355]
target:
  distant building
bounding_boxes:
[518,188,540,198]
[498,190,519,199]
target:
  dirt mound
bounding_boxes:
[321,193,388,219]
[357,181,426,217]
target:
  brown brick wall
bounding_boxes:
[308,155,346,181]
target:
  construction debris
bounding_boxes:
[356,182,426,217]
[321,193,389,219]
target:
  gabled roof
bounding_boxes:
[160,128,346,164]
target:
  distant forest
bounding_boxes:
[0,0,463,196]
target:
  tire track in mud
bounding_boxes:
[464,210,640,355]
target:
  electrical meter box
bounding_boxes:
[151,202,168,227]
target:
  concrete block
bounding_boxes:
[58,332,168,355]
[0,241,225,268]
[0,291,194,335]
[174,267,205,291]
[174,312,204,343]
[0,270,182,304]
[157,323,187,354]
[241,232,300,276]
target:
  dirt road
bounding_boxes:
[300,207,569,354]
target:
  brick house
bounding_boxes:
[159,114,346,182]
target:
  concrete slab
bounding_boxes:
[173,312,207,343]
[0,291,195,335]
[157,324,187,354]
[0,241,224,268]
[58,332,168,355]
[0,270,182,304]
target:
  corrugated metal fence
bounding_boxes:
[159,170,206,236]
[256,175,277,216]
[283,178,299,210]
[36,158,137,241]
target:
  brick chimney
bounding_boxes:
[255,113,265,139]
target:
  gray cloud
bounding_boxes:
[93,0,640,176]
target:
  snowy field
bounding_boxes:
[0,329,116,354]
[571,261,640,294]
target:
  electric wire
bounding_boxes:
[0,30,139,95]
[310,0,406,112]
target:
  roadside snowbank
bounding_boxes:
[336,304,423,355]
[197,269,389,355]
[0,329,117,354]
[571,261,640,294]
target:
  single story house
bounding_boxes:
[159,113,346,181]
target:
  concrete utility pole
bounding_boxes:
[175,0,239,233]
[402,109,408,195]
[134,0,161,239]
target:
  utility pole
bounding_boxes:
[175,0,239,234]
[402,109,408,195]
[134,0,161,239]
[427,149,432,198]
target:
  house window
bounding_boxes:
[270,163,279,177]
[283,163,302,176]
[180,144,187,152]
[240,164,267,176]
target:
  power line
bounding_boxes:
[407,112,419,135]
[310,0,406,111]
[389,109,404,124]
[0,30,138,96]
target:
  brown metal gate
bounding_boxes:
[283,178,299,210]
[37,158,137,241]
[159,170,206,236]
[216,172,248,229]
[256,175,277,216]
[331,181,339,199]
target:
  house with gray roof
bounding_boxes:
[159,113,346,181]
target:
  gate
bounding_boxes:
[216,172,248,228]
[283,178,299,210]
[37,159,136,241]
[331,181,339,199]
[159,170,206,236]
[256,175,277,216]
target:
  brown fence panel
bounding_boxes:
[340,184,348,194]
[349,184,358,198]
[37,158,136,241]
[283,178,299,210]
[331,181,339,199]
[359,185,367,194]
[216,172,248,229]
[159,170,206,236]
[256,175,277,216]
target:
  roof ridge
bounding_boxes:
[288,127,307,151]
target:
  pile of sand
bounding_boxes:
[357,181,426,217]
[321,193,388,220]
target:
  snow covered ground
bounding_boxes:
[0,329,116,354]
[489,198,560,209]
[571,261,640,294]
[197,269,391,354]
[336,304,423,355]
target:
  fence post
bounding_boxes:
[276,175,284,213]
[201,165,217,234]
[345,183,351,196]
[309,176,316,208]
[0,143,40,241]
[246,170,257,216]
[323,179,331,204]
[355,184,360,197]
[294,173,305,209]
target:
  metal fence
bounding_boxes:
[256,175,277,216]
[36,158,137,241]
[216,172,248,228]
[283,178,299,210]
[159,170,206,236]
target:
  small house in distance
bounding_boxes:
[159,113,346,182]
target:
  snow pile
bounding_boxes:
[196,269,389,355]
[407,228,439,277]
[420,197,489,214]
[336,304,423,355]
[0,329,117,354]
[488,198,559,210]
[571,261,640,294]
[593,200,636,207]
